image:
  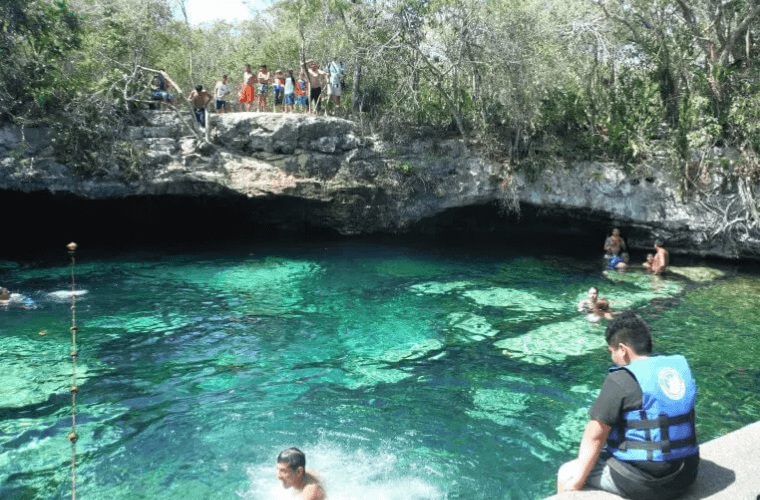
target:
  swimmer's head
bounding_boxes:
[277,447,305,473]
[587,287,598,300]
[277,447,305,489]
[0,287,9,300]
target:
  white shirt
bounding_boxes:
[215,81,231,100]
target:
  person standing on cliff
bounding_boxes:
[187,85,213,127]
[283,70,296,112]
[256,64,272,112]
[302,60,327,114]
[557,310,699,498]
[326,60,346,111]
[214,74,231,114]
[650,240,669,275]
[240,64,255,112]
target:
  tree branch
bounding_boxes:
[718,4,760,65]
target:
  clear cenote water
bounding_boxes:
[1,242,758,500]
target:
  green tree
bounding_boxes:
[0,0,82,122]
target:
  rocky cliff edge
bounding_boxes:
[1,111,758,260]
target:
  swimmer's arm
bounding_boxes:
[302,484,325,500]
[565,419,611,491]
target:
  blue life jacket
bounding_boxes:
[607,355,698,462]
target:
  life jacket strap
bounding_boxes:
[612,410,696,457]
[615,435,697,452]
[623,410,694,430]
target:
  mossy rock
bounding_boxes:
[668,266,726,282]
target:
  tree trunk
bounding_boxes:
[351,49,362,114]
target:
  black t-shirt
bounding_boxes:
[589,368,699,500]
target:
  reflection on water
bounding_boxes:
[0,247,758,500]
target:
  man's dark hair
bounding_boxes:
[605,309,652,355]
[277,447,306,472]
[195,85,203,92]
[655,239,663,247]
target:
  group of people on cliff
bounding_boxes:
[237,60,345,114]
[149,59,346,125]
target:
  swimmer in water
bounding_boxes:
[276,447,326,500]
[0,287,35,310]
[643,253,654,272]
[577,287,613,323]
[577,287,600,322]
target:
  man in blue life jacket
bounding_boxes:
[557,310,699,499]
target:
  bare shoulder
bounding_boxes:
[302,483,325,500]
[303,471,325,500]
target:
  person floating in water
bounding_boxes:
[557,310,699,498]
[577,287,613,323]
[276,447,326,500]
[0,287,36,310]
[604,228,627,260]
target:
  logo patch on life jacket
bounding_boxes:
[658,367,686,400]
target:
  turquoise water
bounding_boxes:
[1,243,758,500]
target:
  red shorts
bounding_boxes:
[239,85,255,103]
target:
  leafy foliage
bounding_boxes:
[2,0,760,235]
[0,0,82,122]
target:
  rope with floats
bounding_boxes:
[66,242,79,500]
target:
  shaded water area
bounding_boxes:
[1,240,759,500]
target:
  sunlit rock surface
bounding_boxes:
[1,111,759,259]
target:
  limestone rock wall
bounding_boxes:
[1,111,759,260]
[516,161,759,259]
